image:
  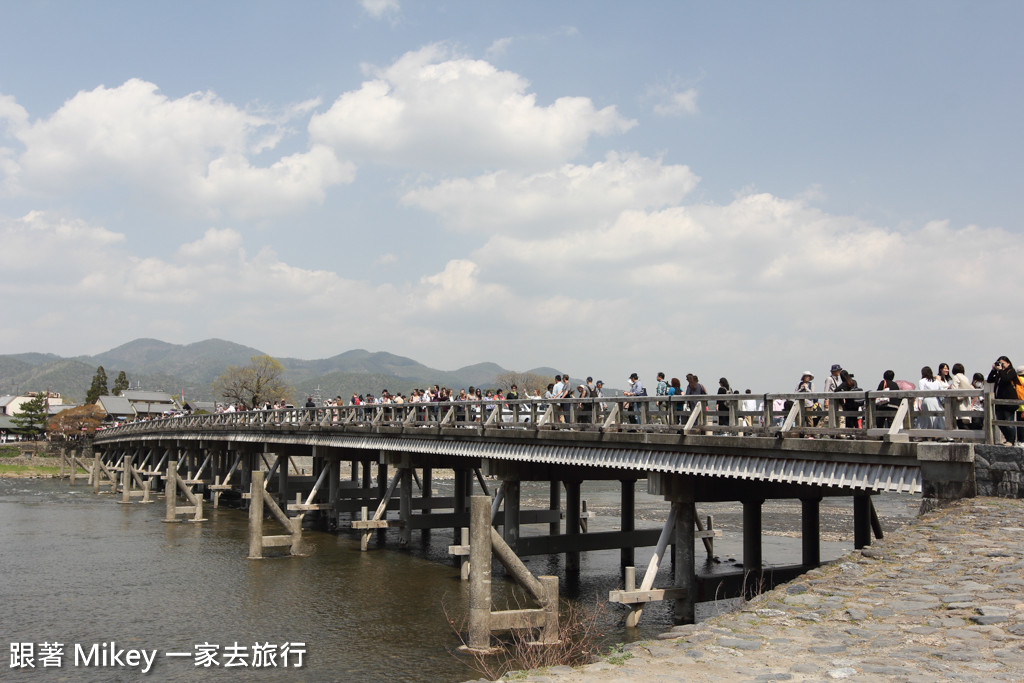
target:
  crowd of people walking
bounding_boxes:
[231,357,1024,445]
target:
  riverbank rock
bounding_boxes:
[510,497,1024,682]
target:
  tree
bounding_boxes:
[211,355,292,409]
[11,393,49,439]
[48,404,105,440]
[112,371,130,396]
[493,371,551,396]
[85,366,109,404]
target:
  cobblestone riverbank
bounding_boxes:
[515,497,1024,682]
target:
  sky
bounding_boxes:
[1,0,1022,392]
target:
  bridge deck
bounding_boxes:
[92,390,989,497]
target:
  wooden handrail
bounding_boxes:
[94,388,1019,445]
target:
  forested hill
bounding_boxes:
[0,338,560,404]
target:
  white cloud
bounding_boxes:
[418,259,507,311]
[486,37,513,59]
[360,0,399,20]
[309,44,636,170]
[177,227,244,260]
[469,192,1022,320]
[0,211,124,274]
[200,144,354,221]
[402,152,698,234]
[653,88,699,116]
[6,80,351,219]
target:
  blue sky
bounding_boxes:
[1,1,1021,391]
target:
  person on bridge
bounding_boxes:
[874,370,900,428]
[936,363,953,390]
[667,377,684,423]
[717,377,732,426]
[833,370,861,430]
[917,367,945,430]
[948,363,974,429]
[655,372,668,397]
[624,372,645,424]
[796,371,817,426]
[559,375,573,421]
[987,356,1020,445]
[823,364,843,425]
[576,383,591,423]
[551,375,565,422]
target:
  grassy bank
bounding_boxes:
[0,463,61,478]
[1,444,64,477]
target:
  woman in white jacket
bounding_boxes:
[918,366,945,430]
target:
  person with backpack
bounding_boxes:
[987,356,1021,445]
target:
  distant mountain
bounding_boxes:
[0,338,570,404]
[0,358,96,401]
[87,338,264,385]
[7,352,62,366]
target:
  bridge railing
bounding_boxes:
[97,389,1021,445]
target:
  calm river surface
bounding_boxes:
[0,477,919,682]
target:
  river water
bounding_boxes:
[0,477,920,682]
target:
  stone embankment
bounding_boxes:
[517,497,1024,682]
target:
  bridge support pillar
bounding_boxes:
[209,447,220,505]
[278,454,289,508]
[454,467,467,544]
[621,479,636,573]
[801,496,821,567]
[119,453,132,503]
[565,480,581,572]
[377,459,388,545]
[455,468,473,543]
[240,450,254,508]
[360,458,371,489]
[91,447,101,494]
[742,498,764,579]
[399,464,412,546]
[672,478,696,625]
[548,480,561,536]
[854,494,871,549]
[420,467,433,537]
[328,454,340,530]
[503,478,520,553]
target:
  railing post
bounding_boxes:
[985,388,996,445]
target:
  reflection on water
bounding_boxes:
[0,478,919,682]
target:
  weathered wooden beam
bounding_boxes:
[609,587,688,604]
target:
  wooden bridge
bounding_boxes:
[70,388,1011,632]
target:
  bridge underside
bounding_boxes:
[93,425,972,496]
[84,422,975,625]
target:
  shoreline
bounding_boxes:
[0,454,63,478]
[505,496,1024,682]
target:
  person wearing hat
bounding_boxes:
[624,372,645,424]
[824,364,842,393]
[822,364,843,420]
[576,383,592,424]
[796,370,816,425]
